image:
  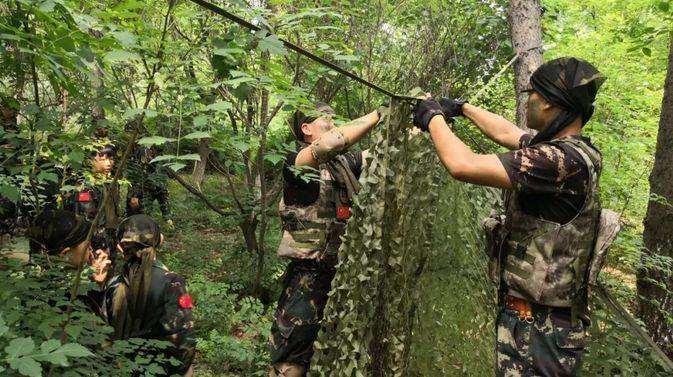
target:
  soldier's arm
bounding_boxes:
[428,115,513,189]
[160,275,196,374]
[462,103,526,150]
[295,110,381,168]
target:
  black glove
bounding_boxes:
[438,97,468,118]
[413,98,444,132]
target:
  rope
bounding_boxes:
[187,0,419,102]
[189,0,673,371]
[594,282,673,372]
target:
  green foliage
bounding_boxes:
[0,252,176,376]
[191,275,271,375]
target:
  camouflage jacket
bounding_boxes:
[501,136,602,308]
[277,151,360,265]
[103,261,195,374]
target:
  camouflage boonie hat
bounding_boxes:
[116,214,161,247]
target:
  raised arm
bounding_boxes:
[295,110,380,168]
[416,98,513,189]
[461,103,525,150]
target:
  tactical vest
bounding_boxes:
[501,137,601,308]
[277,153,359,265]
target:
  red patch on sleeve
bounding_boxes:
[178,294,193,309]
[77,190,91,202]
[336,205,351,220]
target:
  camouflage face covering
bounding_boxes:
[29,210,91,254]
[529,57,605,144]
[116,214,161,249]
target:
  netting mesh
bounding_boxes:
[312,99,439,376]
[309,104,672,375]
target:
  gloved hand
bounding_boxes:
[438,97,468,118]
[413,98,444,132]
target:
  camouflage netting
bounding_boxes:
[311,98,440,376]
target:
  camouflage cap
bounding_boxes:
[116,214,161,248]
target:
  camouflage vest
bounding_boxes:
[501,137,602,308]
[277,152,359,265]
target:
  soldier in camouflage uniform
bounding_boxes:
[413,57,605,376]
[103,214,195,376]
[65,144,121,262]
[126,145,172,226]
[269,102,385,376]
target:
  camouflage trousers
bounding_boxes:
[496,306,588,377]
[126,184,170,220]
[269,260,336,368]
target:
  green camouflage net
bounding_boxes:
[311,98,440,376]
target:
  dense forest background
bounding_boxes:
[1,0,672,376]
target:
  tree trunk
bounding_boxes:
[638,35,673,356]
[192,139,210,190]
[508,0,543,129]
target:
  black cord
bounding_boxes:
[187,0,419,102]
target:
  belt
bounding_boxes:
[504,295,572,324]
[505,295,535,323]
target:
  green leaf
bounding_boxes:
[256,32,287,56]
[0,316,8,337]
[166,162,187,172]
[205,101,232,112]
[113,31,136,48]
[36,171,59,183]
[104,49,140,64]
[39,340,61,354]
[176,154,201,161]
[9,356,41,377]
[0,33,23,42]
[642,47,652,56]
[67,151,85,165]
[137,136,175,146]
[193,115,208,128]
[183,131,210,140]
[59,343,93,358]
[264,153,284,165]
[0,184,21,203]
[38,0,56,12]
[149,155,175,163]
[5,337,35,358]
[334,54,358,62]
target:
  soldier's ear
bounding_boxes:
[301,122,312,138]
[60,247,71,256]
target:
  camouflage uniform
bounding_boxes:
[490,135,602,376]
[269,148,362,370]
[66,179,120,256]
[104,260,195,376]
[126,147,171,220]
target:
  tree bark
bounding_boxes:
[508,0,543,129]
[638,35,673,356]
[192,139,210,190]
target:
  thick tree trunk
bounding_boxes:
[638,36,673,356]
[192,139,210,190]
[508,0,543,129]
